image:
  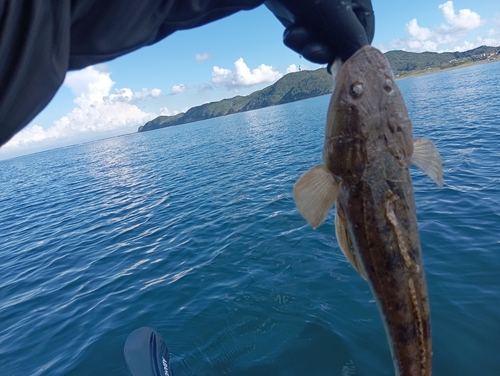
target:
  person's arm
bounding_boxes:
[0,1,71,148]
[0,0,265,147]
[0,0,374,148]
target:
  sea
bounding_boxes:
[1,61,500,376]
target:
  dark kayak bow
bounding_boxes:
[124,327,173,376]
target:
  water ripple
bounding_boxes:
[1,62,500,375]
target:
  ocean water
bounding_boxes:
[1,61,500,376]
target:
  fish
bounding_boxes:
[293,46,443,376]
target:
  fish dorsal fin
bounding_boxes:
[411,137,444,187]
[335,204,367,279]
[293,164,339,229]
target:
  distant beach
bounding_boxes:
[397,54,500,80]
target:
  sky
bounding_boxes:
[1,0,500,160]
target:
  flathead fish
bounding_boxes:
[293,46,443,376]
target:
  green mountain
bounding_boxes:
[386,45,499,76]
[139,45,500,133]
[138,68,333,133]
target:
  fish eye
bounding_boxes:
[384,76,393,93]
[349,82,363,98]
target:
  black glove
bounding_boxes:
[265,0,374,64]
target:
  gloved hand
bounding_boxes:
[265,0,374,65]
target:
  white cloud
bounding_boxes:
[170,84,195,95]
[391,1,492,52]
[436,33,462,46]
[494,14,500,27]
[438,1,482,32]
[197,83,213,92]
[158,107,180,116]
[3,66,161,151]
[404,19,438,52]
[406,19,433,42]
[211,58,282,90]
[285,64,312,73]
[476,27,500,47]
[64,65,113,100]
[132,88,161,101]
[451,40,475,52]
[377,45,390,53]
[195,53,211,62]
[474,34,500,48]
[407,39,439,52]
[171,84,187,94]
[286,64,299,73]
[211,66,233,85]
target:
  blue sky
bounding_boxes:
[1,0,500,160]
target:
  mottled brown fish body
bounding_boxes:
[294,45,442,375]
[336,179,431,375]
[326,46,432,375]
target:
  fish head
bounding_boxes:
[323,46,414,182]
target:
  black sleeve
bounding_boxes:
[0,0,264,147]
[0,1,71,148]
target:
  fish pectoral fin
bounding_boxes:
[411,137,444,187]
[293,164,339,229]
[335,205,367,279]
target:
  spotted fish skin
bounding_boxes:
[294,46,443,375]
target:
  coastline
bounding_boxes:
[396,55,500,80]
[139,54,499,135]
